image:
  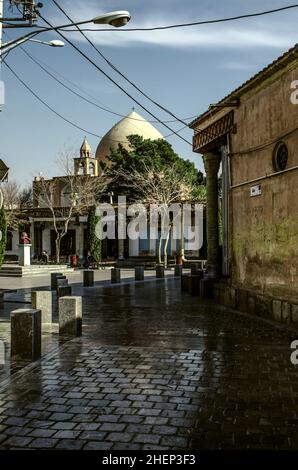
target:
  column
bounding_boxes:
[118,239,124,260]
[30,218,35,259]
[204,152,221,278]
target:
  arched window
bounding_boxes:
[61,184,71,207]
[89,162,95,176]
[78,162,85,176]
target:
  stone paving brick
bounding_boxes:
[29,429,56,438]
[51,422,77,430]
[107,432,133,443]
[134,433,161,445]
[126,424,152,434]
[161,435,188,448]
[84,441,113,450]
[152,425,177,435]
[4,417,31,427]
[29,438,59,449]
[2,436,33,447]
[119,415,144,424]
[49,412,74,421]
[100,422,126,432]
[53,430,81,439]
[113,443,141,450]
[0,434,8,444]
[1,279,298,450]
[79,431,106,440]
[56,439,85,450]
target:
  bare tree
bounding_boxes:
[1,180,29,229]
[19,186,33,209]
[34,153,108,263]
[116,163,198,267]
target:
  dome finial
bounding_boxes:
[80,137,92,158]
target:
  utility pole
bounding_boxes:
[0,1,41,110]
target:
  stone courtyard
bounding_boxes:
[0,273,298,450]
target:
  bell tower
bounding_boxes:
[74,137,99,176]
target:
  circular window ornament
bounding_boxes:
[273,141,288,172]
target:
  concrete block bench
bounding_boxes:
[10,308,41,361]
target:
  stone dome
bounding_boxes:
[96,111,163,164]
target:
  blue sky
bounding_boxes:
[1,0,298,184]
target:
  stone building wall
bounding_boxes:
[229,61,298,304]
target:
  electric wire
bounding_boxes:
[57,4,298,32]
[19,44,197,125]
[38,13,193,146]
[3,59,180,141]
[51,0,189,127]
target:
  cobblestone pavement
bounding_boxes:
[0,278,298,450]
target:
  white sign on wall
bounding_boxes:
[250,185,262,197]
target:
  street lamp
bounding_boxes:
[92,11,131,27]
[0,10,131,53]
[29,39,65,47]
[1,36,65,54]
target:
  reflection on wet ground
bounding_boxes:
[0,278,298,449]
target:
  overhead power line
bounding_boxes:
[3,59,101,138]
[3,59,180,141]
[19,45,197,125]
[50,0,188,127]
[38,13,193,146]
[57,4,298,32]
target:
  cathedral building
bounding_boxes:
[5,111,199,263]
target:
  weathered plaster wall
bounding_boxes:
[230,63,298,301]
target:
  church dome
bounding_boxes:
[96,111,163,164]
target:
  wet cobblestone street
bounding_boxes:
[0,277,298,450]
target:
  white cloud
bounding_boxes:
[52,0,298,50]
[77,26,296,50]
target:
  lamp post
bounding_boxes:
[1,37,65,54]
[0,8,131,108]
[0,10,131,52]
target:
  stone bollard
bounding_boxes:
[200,279,214,299]
[156,265,165,279]
[174,265,183,277]
[11,309,41,361]
[111,268,121,284]
[135,266,144,281]
[56,277,68,291]
[188,275,201,296]
[51,272,63,290]
[191,263,200,275]
[191,269,204,279]
[181,274,190,292]
[31,291,52,325]
[57,285,72,298]
[56,275,67,284]
[59,296,82,337]
[83,270,94,287]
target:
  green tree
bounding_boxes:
[106,135,205,201]
[87,205,102,267]
[106,136,206,265]
[0,205,7,268]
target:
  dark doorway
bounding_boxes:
[50,230,76,256]
[34,226,43,257]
